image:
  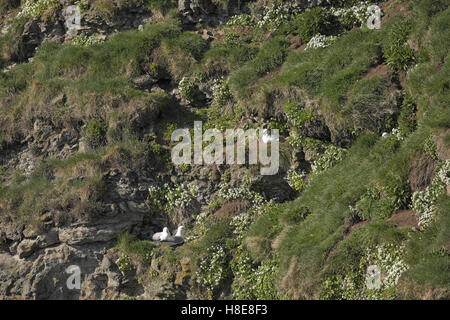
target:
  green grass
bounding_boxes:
[0,17,197,146]
[248,126,431,297]
[116,232,157,264]
[242,1,450,299]
[292,7,340,42]
[229,36,289,100]
[198,43,259,76]
[404,196,450,287]
[276,28,381,105]
[343,76,398,134]
[0,16,27,63]
[0,0,448,300]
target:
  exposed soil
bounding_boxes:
[388,209,418,228]
[326,208,420,262]
[362,64,391,81]
[288,35,303,50]
[381,0,413,25]
[409,155,437,192]
[214,199,252,218]
[435,128,450,160]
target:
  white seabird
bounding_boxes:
[175,226,185,238]
[166,226,186,246]
[152,227,171,241]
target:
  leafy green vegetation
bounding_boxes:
[229,36,289,100]
[0,0,448,301]
[293,7,338,42]
[85,118,108,148]
[383,19,415,71]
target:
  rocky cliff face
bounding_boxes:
[0,0,405,300]
[0,155,292,299]
[0,10,293,295]
[0,0,448,301]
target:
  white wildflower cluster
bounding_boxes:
[338,273,360,300]
[391,128,404,141]
[165,183,199,211]
[251,258,280,299]
[285,169,307,192]
[437,160,450,185]
[313,144,347,172]
[255,3,300,30]
[283,101,314,129]
[230,213,252,240]
[115,255,134,274]
[178,77,195,103]
[365,243,409,291]
[225,14,255,27]
[185,212,210,242]
[325,242,409,300]
[148,182,199,214]
[217,184,265,208]
[306,34,337,50]
[212,78,232,106]
[148,185,163,210]
[413,160,449,228]
[286,131,322,151]
[231,245,280,299]
[195,245,228,292]
[17,0,60,19]
[71,34,102,47]
[330,1,373,26]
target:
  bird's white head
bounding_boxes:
[176,226,185,237]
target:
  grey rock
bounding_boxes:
[58,224,128,245]
[17,239,39,259]
[131,74,158,89]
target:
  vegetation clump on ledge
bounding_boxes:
[0,0,448,300]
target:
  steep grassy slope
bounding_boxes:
[0,0,448,300]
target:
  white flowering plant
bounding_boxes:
[313,144,347,172]
[195,244,229,296]
[17,0,60,19]
[283,100,314,129]
[217,184,266,208]
[330,1,374,28]
[225,14,255,28]
[71,34,102,46]
[286,132,323,151]
[185,212,210,242]
[306,34,337,50]
[321,242,408,300]
[413,160,449,228]
[285,169,307,192]
[115,255,134,274]
[231,245,282,299]
[148,182,199,215]
[363,243,409,299]
[230,213,252,240]
[254,3,300,30]
[212,78,233,106]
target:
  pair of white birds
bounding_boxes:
[152,226,185,243]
